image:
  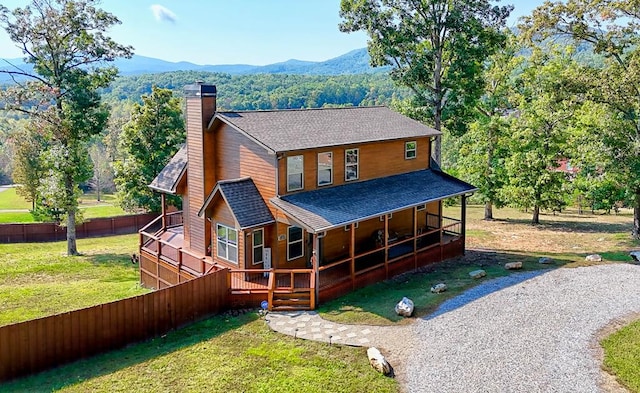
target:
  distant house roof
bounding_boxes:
[199,178,275,230]
[149,145,187,194]
[214,106,440,153]
[270,169,476,233]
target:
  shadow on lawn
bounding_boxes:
[494,217,633,234]
[4,312,258,391]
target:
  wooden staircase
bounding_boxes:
[271,289,313,311]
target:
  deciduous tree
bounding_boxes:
[114,86,184,213]
[339,0,512,163]
[520,0,640,236]
[0,0,132,255]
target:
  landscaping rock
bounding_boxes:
[505,262,523,270]
[367,347,392,376]
[538,257,553,264]
[469,269,486,279]
[431,283,448,293]
[630,251,640,262]
[395,297,414,317]
[585,254,602,262]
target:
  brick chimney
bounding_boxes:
[183,82,216,255]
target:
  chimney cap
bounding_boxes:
[184,83,216,98]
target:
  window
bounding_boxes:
[252,228,264,265]
[345,148,359,181]
[287,155,304,192]
[405,141,417,159]
[216,223,238,263]
[317,152,333,186]
[287,226,304,260]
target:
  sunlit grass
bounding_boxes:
[602,318,640,392]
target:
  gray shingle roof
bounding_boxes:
[215,106,440,152]
[270,169,476,233]
[149,145,187,194]
[199,178,275,230]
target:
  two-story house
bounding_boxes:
[139,83,476,310]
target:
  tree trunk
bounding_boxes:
[432,106,442,165]
[532,205,540,225]
[633,189,640,239]
[484,201,493,220]
[65,173,79,256]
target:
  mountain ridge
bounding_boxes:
[0,48,388,81]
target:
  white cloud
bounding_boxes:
[150,4,177,23]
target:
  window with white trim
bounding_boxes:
[216,223,238,263]
[405,141,417,159]
[345,148,359,181]
[287,226,304,260]
[317,152,333,186]
[252,228,264,265]
[287,155,304,191]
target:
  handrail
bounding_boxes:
[139,214,163,234]
[318,257,350,271]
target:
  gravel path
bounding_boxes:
[405,264,640,393]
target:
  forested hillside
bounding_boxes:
[102,71,408,110]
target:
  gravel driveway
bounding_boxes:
[405,264,640,393]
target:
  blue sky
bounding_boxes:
[0,0,542,65]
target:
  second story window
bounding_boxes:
[287,155,304,192]
[405,141,417,159]
[345,148,359,181]
[318,152,333,186]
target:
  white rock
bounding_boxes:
[431,283,448,293]
[538,257,553,264]
[395,296,414,317]
[469,269,486,279]
[367,347,392,376]
[585,254,602,262]
[505,262,523,270]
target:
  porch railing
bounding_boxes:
[228,269,315,309]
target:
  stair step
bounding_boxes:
[271,305,310,311]
[273,298,311,305]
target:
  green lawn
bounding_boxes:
[602,318,640,393]
[0,187,31,210]
[2,313,397,393]
[0,234,148,326]
[0,187,129,223]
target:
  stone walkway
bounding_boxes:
[266,311,407,348]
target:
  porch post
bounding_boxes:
[461,195,467,255]
[384,214,389,279]
[313,233,319,306]
[413,206,418,270]
[161,193,167,230]
[350,223,355,289]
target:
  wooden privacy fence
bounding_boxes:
[0,213,157,243]
[0,268,229,383]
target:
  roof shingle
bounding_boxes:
[216,106,440,152]
[199,178,275,229]
[270,169,476,233]
[149,145,187,194]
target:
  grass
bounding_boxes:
[0,188,31,210]
[602,318,640,392]
[0,234,148,326]
[0,187,129,223]
[2,313,397,393]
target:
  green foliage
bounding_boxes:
[339,0,512,163]
[114,86,184,212]
[0,0,133,254]
[520,0,640,236]
[501,48,578,223]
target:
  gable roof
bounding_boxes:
[198,178,275,230]
[214,106,440,153]
[270,169,476,233]
[149,145,187,194]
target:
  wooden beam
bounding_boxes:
[461,195,467,255]
[384,214,389,279]
[413,206,418,270]
[350,223,355,289]
[161,194,167,230]
[313,233,319,307]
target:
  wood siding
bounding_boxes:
[278,137,431,195]
[185,98,208,254]
[214,123,276,210]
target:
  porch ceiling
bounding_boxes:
[270,169,476,233]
